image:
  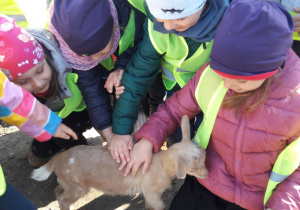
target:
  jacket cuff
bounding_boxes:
[135,131,163,153]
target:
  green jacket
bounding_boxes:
[112,2,206,135]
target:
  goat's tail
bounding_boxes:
[31,163,53,181]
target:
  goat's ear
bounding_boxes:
[181,115,190,142]
[176,157,186,179]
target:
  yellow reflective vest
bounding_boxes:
[0,165,6,196]
[128,0,213,90]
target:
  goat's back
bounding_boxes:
[46,145,170,196]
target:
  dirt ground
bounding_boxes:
[0,121,183,210]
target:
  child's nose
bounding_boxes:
[222,77,233,89]
[164,20,177,31]
[223,80,231,89]
[32,78,43,89]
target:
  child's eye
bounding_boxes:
[177,18,185,21]
[17,80,28,85]
[237,80,247,84]
[37,68,44,74]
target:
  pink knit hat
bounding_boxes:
[0,14,44,81]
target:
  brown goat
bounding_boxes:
[31,115,208,210]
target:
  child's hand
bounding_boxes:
[101,126,114,144]
[108,134,133,165]
[115,85,125,99]
[104,69,125,98]
[294,6,300,34]
[123,138,153,178]
[53,123,78,140]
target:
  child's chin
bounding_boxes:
[231,89,243,94]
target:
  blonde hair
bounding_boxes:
[222,77,273,117]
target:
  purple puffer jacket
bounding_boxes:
[135,49,300,210]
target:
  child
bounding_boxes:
[0,14,91,167]
[129,0,300,209]
[0,70,77,210]
[47,0,145,147]
[110,0,229,165]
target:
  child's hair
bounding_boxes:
[222,77,273,116]
[43,53,60,99]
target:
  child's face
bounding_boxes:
[155,8,204,32]
[90,33,114,61]
[219,76,266,93]
[12,58,52,94]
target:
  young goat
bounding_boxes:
[31,115,208,210]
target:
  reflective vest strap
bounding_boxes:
[127,0,146,14]
[264,136,300,205]
[100,56,114,71]
[56,73,86,119]
[194,66,228,149]
[118,10,135,55]
[148,19,164,55]
[0,165,6,196]
[264,179,277,207]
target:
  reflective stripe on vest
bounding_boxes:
[6,14,26,22]
[148,19,213,90]
[55,73,86,119]
[161,66,193,84]
[100,10,136,70]
[0,165,6,196]
[194,65,300,206]
[263,136,300,205]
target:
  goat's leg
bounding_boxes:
[55,184,87,210]
[55,185,71,210]
[55,184,64,196]
[143,190,165,210]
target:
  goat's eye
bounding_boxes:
[193,156,198,161]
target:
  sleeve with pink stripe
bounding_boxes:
[14,89,52,128]
[0,75,62,141]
